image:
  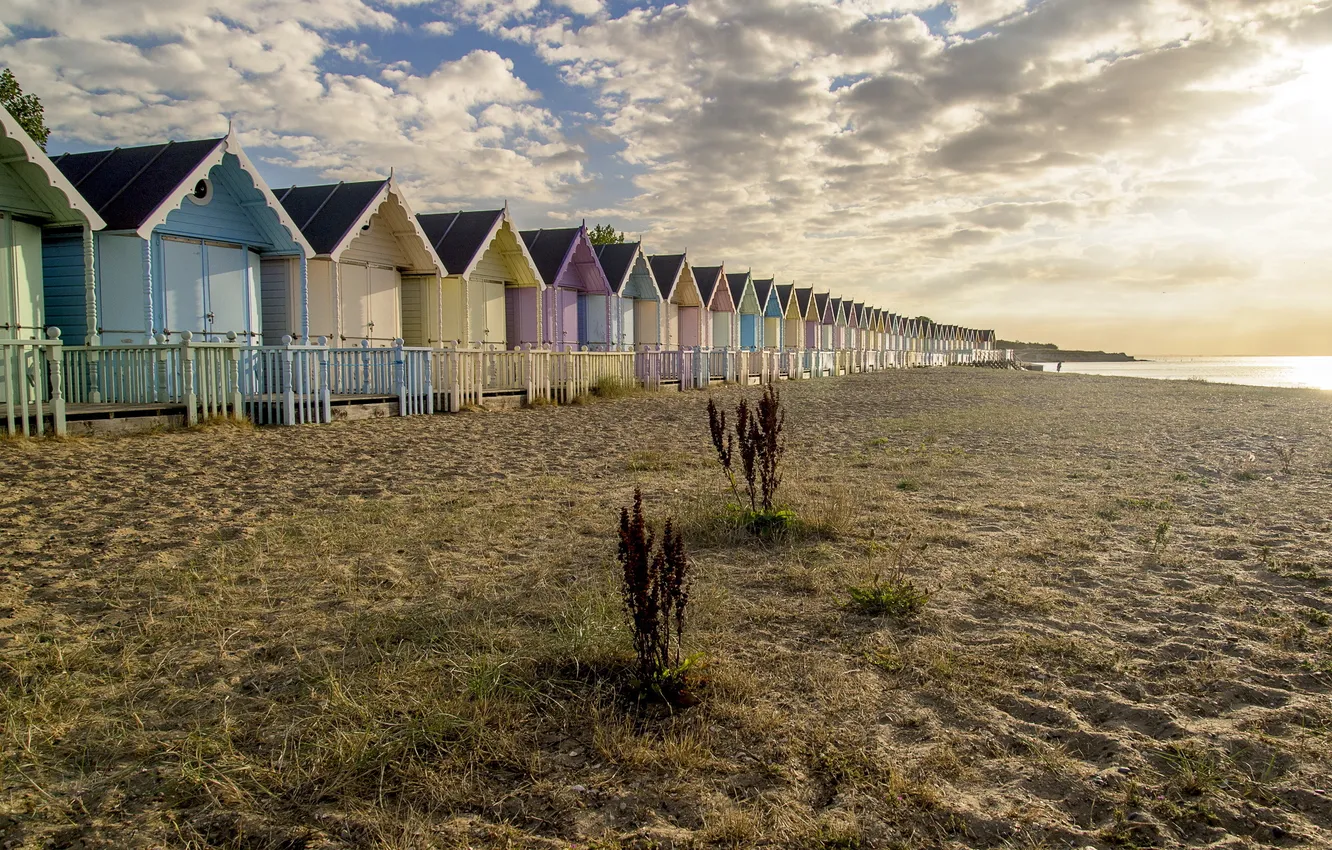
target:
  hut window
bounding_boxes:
[188,178,213,206]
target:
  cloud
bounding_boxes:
[0,0,585,203]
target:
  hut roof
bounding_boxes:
[519,227,582,287]
[725,271,752,305]
[692,265,724,306]
[53,138,223,231]
[814,291,831,320]
[417,209,506,275]
[596,241,644,294]
[773,282,792,310]
[274,181,388,255]
[795,287,813,316]
[648,254,686,300]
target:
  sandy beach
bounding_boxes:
[2,369,1330,849]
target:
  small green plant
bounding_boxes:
[617,489,699,705]
[896,478,918,492]
[1152,519,1171,554]
[848,538,929,618]
[707,382,788,534]
[592,376,639,399]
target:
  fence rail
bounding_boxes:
[17,334,1016,436]
[1,330,65,437]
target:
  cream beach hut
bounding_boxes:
[814,292,834,350]
[0,109,104,343]
[52,131,312,345]
[594,240,661,350]
[274,179,440,346]
[417,209,543,350]
[771,282,796,350]
[794,286,818,349]
[648,254,703,349]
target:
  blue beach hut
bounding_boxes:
[594,240,661,350]
[50,129,312,345]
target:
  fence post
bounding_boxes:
[179,332,198,426]
[317,337,332,423]
[393,338,407,416]
[154,333,170,404]
[44,328,67,436]
[359,339,371,394]
[225,330,244,421]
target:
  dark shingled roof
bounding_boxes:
[417,210,504,275]
[692,265,723,306]
[753,277,775,306]
[830,296,843,320]
[725,272,751,306]
[274,181,387,256]
[648,254,685,300]
[596,241,642,293]
[773,282,792,311]
[815,292,831,320]
[519,227,580,287]
[795,287,813,316]
[53,138,223,232]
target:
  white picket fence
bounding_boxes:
[1,330,66,437]
[1,332,1016,437]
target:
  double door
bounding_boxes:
[339,262,400,344]
[160,235,260,342]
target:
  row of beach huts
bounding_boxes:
[0,114,1012,437]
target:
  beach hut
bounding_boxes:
[417,209,543,350]
[0,108,104,344]
[814,292,834,350]
[794,287,818,349]
[771,282,797,350]
[852,302,867,350]
[594,240,660,350]
[726,271,761,349]
[692,264,734,348]
[648,254,703,348]
[520,225,611,351]
[274,179,440,346]
[51,131,312,345]
[754,278,780,349]
[830,297,847,350]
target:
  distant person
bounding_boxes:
[1057,361,1063,372]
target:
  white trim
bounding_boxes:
[133,131,315,259]
[0,110,105,230]
[326,177,443,276]
[460,208,543,289]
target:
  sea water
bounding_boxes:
[1055,356,1332,391]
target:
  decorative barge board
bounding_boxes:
[692,264,734,348]
[274,179,440,346]
[726,271,760,349]
[594,240,661,350]
[520,225,611,351]
[51,131,311,345]
[0,109,104,347]
[754,278,781,349]
[417,208,542,350]
[647,253,703,349]
[814,291,833,350]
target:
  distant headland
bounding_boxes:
[997,340,1139,362]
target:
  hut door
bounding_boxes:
[339,262,370,343]
[161,236,206,340]
[204,242,248,342]
[368,265,399,343]
[483,281,506,347]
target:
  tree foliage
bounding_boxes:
[589,224,625,245]
[1,69,50,151]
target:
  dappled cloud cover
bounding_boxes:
[4,0,1330,354]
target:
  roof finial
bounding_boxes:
[389,166,394,180]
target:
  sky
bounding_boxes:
[3,0,1330,355]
